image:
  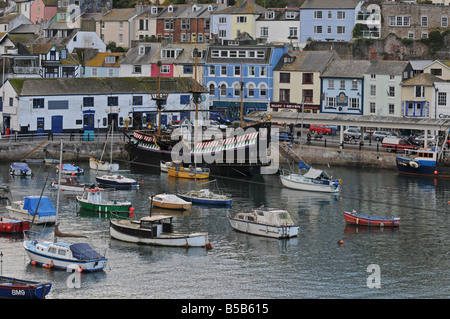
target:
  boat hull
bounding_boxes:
[0,217,30,234]
[76,198,132,215]
[167,169,209,179]
[7,209,56,225]
[280,175,340,193]
[109,220,208,247]
[90,157,119,172]
[0,276,52,299]
[228,218,299,239]
[343,211,400,227]
[396,155,450,177]
[177,194,232,206]
[23,240,107,272]
[151,200,191,210]
[95,177,138,189]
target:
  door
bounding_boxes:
[51,115,63,134]
[107,113,118,131]
[37,118,44,136]
[83,112,95,141]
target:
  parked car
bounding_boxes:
[382,137,418,152]
[371,131,397,142]
[414,134,436,147]
[344,128,370,140]
[309,124,334,135]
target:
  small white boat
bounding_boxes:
[280,161,341,193]
[6,196,56,225]
[96,174,138,189]
[228,206,299,239]
[56,164,84,175]
[110,215,211,248]
[9,162,32,176]
[160,160,174,173]
[151,194,192,210]
[48,177,94,192]
[90,157,119,172]
[177,188,232,206]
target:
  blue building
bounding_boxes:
[299,0,363,43]
[204,40,287,120]
[320,60,370,115]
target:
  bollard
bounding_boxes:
[324,139,327,147]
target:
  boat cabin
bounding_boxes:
[81,189,105,203]
[235,207,295,227]
[138,216,174,236]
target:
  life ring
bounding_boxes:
[409,161,419,168]
[338,179,342,184]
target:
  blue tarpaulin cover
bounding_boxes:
[70,243,102,261]
[62,164,81,171]
[23,196,56,217]
[11,162,31,170]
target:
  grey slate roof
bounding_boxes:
[8,77,200,96]
[321,59,370,78]
[119,42,161,65]
[274,50,339,72]
[365,60,410,75]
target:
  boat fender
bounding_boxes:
[409,161,419,168]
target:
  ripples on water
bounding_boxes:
[0,162,449,299]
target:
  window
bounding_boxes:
[183,65,193,74]
[302,73,313,84]
[303,90,313,103]
[286,12,296,19]
[337,26,345,34]
[260,84,267,97]
[108,96,118,106]
[314,26,322,34]
[421,16,428,27]
[408,32,414,39]
[219,30,226,38]
[108,68,114,77]
[220,84,227,96]
[219,17,226,24]
[389,16,410,26]
[9,97,13,106]
[180,95,190,104]
[234,66,240,76]
[92,68,98,76]
[314,11,322,19]
[209,84,215,96]
[248,84,255,97]
[327,26,331,34]
[279,89,290,102]
[118,34,123,44]
[438,92,447,106]
[389,103,395,115]
[388,86,395,97]
[442,16,448,28]
[221,65,227,76]
[209,65,215,76]
[234,84,240,96]
[161,65,170,74]
[164,19,174,30]
[349,97,359,108]
[248,66,255,76]
[337,11,345,19]
[421,32,428,39]
[289,27,298,38]
[33,98,44,109]
[236,16,247,23]
[328,11,332,19]
[327,97,336,107]
[328,79,334,89]
[280,73,290,83]
[415,85,425,98]
[351,80,358,90]
[431,68,443,76]
[119,21,123,29]
[370,102,376,113]
[260,27,268,37]
[260,67,266,77]
[133,96,143,106]
[370,85,376,96]
[340,80,345,90]
[265,11,274,19]
[133,65,142,74]
[181,19,190,30]
[83,97,94,107]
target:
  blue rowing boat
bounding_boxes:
[0,276,52,299]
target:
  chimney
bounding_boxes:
[370,49,377,61]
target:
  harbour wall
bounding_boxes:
[0,139,398,170]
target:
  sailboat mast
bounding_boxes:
[157,61,162,137]
[240,60,244,128]
[56,139,63,226]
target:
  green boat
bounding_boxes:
[76,188,133,216]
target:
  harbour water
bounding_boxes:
[0,161,448,299]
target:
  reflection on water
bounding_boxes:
[0,162,449,299]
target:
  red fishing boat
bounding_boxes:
[343,210,400,227]
[0,217,30,234]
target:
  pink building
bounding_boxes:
[150,63,174,78]
[30,0,58,24]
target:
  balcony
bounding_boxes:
[13,66,40,74]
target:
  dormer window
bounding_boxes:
[283,54,295,64]
[139,46,145,55]
[265,11,274,19]
[151,6,157,14]
[105,56,116,63]
[208,5,213,11]
[285,12,296,19]
[168,5,173,13]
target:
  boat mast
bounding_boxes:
[240,60,244,128]
[152,61,168,137]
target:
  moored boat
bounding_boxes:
[110,215,211,248]
[343,210,400,227]
[6,196,56,225]
[89,157,119,172]
[167,162,210,180]
[9,162,32,176]
[396,147,450,177]
[96,174,138,189]
[76,188,133,216]
[160,160,174,173]
[0,276,52,299]
[0,217,30,234]
[228,206,299,239]
[150,194,191,210]
[56,163,84,175]
[177,188,232,206]
[48,177,94,192]
[280,161,341,193]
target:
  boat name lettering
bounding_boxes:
[12,289,26,296]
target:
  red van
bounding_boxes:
[382,137,418,152]
[309,124,333,135]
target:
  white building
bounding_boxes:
[256,8,301,49]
